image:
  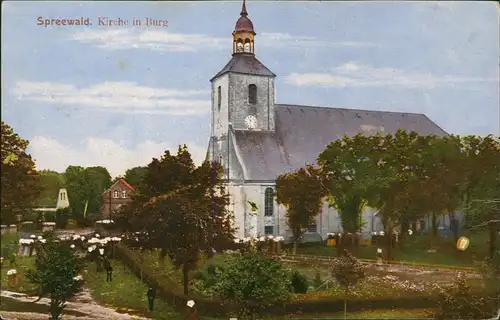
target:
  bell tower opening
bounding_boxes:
[232,0,255,55]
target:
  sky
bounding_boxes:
[2,1,499,177]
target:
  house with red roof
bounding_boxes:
[99,178,135,219]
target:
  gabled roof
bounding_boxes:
[119,178,135,191]
[233,104,448,181]
[210,53,275,81]
[105,178,135,193]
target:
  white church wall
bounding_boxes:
[227,184,246,239]
[211,75,230,137]
[227,183,386,240]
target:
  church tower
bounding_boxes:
[210,0,276,138]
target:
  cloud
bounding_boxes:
[10,81,210,115]
[284,62,498,89]
[70,29,374,52]
[28,136,207,177]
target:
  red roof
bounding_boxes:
[119,178,135,191]
[234,0,255,34]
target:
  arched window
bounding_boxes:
[244,39,251,52]
[236,40,243,52]
[248,84,257,104]
[217,86,221,110]
[113,191,119,199]
[264,188,274,216]
[122,190,127,198]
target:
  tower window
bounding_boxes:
[236,40,243,52]
[248,84,257,104]
[244,39,251,52]
[217,86,221,110]
[264,187,274,216]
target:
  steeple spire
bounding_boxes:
[232,0,255,55]
[240,0,248,16]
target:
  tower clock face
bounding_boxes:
[244,115,257,129]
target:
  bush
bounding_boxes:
[291,271,309,294]
[431,273,494,320]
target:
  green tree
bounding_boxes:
[119,145,235,294]
[124,166,148,189]
[318,134,377,245]
[1,121,41,223]
[415,135,467,241]
[463,135,500,258]
[276,165,327,254]
[85,166,112,213]
[64,166,91,217]
[331,249,365,320]
[214,251,291,320]
[37,170,66,207]
[27,234,84,320]
[318,131,432,257]
[64,166,111,219]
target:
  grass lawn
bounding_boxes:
[83,258,179,319]
[83,258,211,320]
[1,256,37,294]
[290,230,497,268]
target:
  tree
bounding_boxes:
[275,165,327,254]
[214,251,291,320]
[85,166,112,213]
[27,234,84,320]
[118,145,235,294]
[64,166,111,219]
[331,249,365,319]
[124,166,148,189]
[1,121,41,224]
[463,135,500,258]
[64,166,91,218]
[319,131,431,258]
[318,134,379,246]
[37,170,66,207]
[415,135,467,241]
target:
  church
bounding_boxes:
[206,0,448,241]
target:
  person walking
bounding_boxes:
[147,286,156,312]
[106,262,113,282]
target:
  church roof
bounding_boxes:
[210,53,275,81]
[233,104,448,181]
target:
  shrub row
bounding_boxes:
[113,242,440,317]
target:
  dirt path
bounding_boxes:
[0,289,150,320]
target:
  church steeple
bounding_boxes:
[232,0,255,55]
